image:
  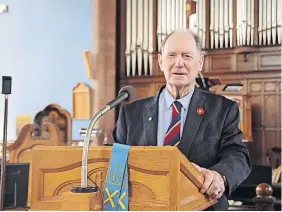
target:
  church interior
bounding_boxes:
[0,0,281,210]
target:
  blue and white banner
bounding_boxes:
[103,143,130,211]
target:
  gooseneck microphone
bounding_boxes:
[71,86,135,193]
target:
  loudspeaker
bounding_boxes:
[2,163,29,208]
[2,76,12,94]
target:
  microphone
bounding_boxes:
[90,85,135,119]
[106,85,135,110]
[72,86,135,193]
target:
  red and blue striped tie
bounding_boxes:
[163,101,182,146]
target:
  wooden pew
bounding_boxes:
[7,123,65,163]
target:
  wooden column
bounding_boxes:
[92,0,116,145]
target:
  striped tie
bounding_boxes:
[163,101,182,146]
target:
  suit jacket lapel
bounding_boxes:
[143,85,165,146]
[178,88,208,156]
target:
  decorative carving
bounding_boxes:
[34,104,72,145]
[129,181,156,201]
[88,168,107,190]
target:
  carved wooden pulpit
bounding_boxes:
[28,146,216,210]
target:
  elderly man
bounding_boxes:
[113,29,251,210]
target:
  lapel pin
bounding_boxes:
[148,117,152,121]
[197,107,204,115]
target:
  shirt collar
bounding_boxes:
[164,86,195,111]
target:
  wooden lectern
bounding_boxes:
[28,146,216,210]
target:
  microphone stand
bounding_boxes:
[72,105,111,193]
[72,86,131,192]
[0,76,12,210]
[0,95,8,210]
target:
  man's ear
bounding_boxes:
[158,53,164,72]
[199,54,204,71]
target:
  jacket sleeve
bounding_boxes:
[112,105,127,144]
[209,101,252,195]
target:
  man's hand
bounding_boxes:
[192,163,225,200]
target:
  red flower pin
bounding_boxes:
[197,107,204,115]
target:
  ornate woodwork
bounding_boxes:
[33,104,72,145]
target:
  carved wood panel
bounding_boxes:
[236,54,256,72]
[258,51,282,70]
[203,46,281,74]
[247,79,281,167]
[211,55,232,71]
[31,146,205,210]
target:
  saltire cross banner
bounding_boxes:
[103,143,130,211]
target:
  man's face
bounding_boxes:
[158,32,204,90]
